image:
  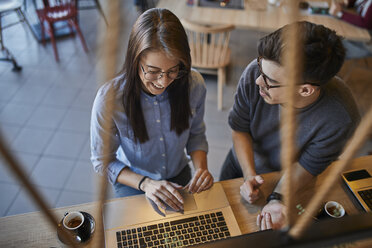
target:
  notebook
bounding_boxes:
[342,168,372,212]
[103,183,241,248]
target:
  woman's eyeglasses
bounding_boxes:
[140,65,187,81]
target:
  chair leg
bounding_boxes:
[47,22,59,62]
[16,8,38,41]
[217,67,225,111]
[0,15,22,71]
[67,22,74,37]
[39,19,46,45]
[71,22,88,53]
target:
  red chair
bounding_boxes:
[36,0,88,62]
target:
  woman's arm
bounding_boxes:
[186,150,213,193]
[117,168,185,211]
[90,84,127,185]
[185,71,212,193]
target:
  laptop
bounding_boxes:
[103,183,241,248]
[342,168,372,212]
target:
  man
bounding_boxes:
[219,21,360,230]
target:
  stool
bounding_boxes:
[0,0,34,71]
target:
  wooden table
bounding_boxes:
[0,156,371,247]
[157,0,371,42]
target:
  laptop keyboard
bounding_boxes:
[358,189,372,210]
[115,211,231,248]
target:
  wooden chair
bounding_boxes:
[36,0,88,62]
[182,19,235,110]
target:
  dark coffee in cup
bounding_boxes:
[324,201,345,218]
[63,211,84,230]
[67,217,82,228]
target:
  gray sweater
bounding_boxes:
[229,60,360,176]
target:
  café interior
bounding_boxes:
[0,0,372,247]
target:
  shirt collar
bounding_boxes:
[140,89,168,102]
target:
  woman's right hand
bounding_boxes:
[141,178,184,211]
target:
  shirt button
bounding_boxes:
[162,166,166,169]
[160,137,163,141]
[154,101,158,105]
[162,154,166,157]
[156,119,160,123]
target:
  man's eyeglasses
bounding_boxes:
[140,64,187,81]
[257,56,320,90]
[257,56,283,91]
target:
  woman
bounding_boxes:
[90,8,213,212]
[329,0,372,59]
[329,0,372,29]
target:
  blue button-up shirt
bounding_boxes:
[90,70,208,184]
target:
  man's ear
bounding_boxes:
[298,84,317,97]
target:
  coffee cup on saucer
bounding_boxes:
[58,211,95,244]
[317,201,345,219]
[62,211,86,242]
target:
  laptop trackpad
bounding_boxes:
[165,190,197,214]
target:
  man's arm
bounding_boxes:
[258,162,314,230]
[273,162,314,194]
[233,130,265,203]
[232,130,255,178]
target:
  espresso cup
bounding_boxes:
[62,211,85,242]
[324,201,345,218]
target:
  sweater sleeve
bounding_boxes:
[228,61,258,133]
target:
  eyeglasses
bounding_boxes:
[140,64,187,81]
[257,56,320,90]
[257,56,283,91]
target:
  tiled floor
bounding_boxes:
[1,2,371,218]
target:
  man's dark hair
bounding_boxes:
[257,21,345,85]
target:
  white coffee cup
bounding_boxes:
[63,211,84,230]
[324,201,345,218]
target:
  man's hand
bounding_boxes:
[257,200,286,230]
[329,0,342,16]
[142,178,184,211]
[185,168,214,193]
[240,175,264,203]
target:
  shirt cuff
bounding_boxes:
[107,160,126,184]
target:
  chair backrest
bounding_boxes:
[181,19,235,69]
[38,0,77,21]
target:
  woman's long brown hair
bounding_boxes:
[121,8,192,143]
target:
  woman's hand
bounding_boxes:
[257,200,286,230]
[240,175,264,203]
[142,178,184,211]
[185,168,214,193]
